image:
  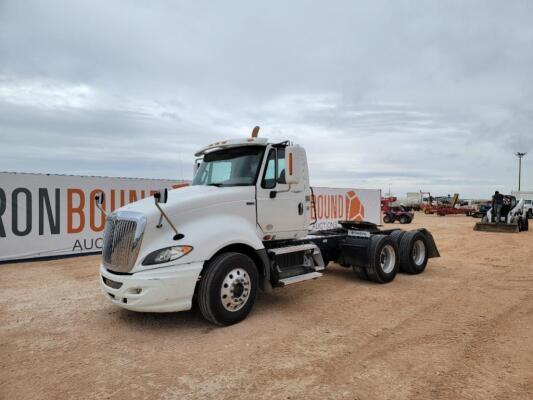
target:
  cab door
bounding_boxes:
[256,147,307,240]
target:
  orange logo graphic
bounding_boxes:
[345,190,365,221]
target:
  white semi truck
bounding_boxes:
[98,128,439,325]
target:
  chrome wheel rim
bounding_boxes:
[412,240,426,266]
[220,268,250,312]
[380,244,396,274]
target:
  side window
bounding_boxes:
[261,148,287,189]
[262,150,276,189]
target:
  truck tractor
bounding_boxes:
[98,127,440,326]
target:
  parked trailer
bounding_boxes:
[97,128,440,326]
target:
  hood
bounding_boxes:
[116,185,254,223]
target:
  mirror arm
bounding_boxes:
[155,202,184,240]
[273,183,292,195]
[95,202,107,218]
[156,213,164,228]
[94,193,107,218]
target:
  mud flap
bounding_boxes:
[415,228,440,258]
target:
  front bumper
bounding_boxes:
[100,262,203,312]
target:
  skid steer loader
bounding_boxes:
[474,195,529,233]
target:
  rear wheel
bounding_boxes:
[383,214,392,223]
[399,231,428,274]
[361,235,399,283]
[198,252,258,326]
[389,230,405,247]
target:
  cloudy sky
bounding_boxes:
[1,1,532,198]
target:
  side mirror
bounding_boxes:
[94,191,106,217]
[193,158,202,176]
[284,145,305,184]
[154,188,168,204]
[94,191,105,205]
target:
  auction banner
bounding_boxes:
[310,187,382,230]
[0,172,188,262]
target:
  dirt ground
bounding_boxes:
[2,213,533,400]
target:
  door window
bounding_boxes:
[262,148,286,189]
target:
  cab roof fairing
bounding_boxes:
[194,137,270,157]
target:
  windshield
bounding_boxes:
[192,146,265,187]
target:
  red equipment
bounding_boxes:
[423,193,474,216]
[381,196,397,212]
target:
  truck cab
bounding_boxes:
[99,129,439,325]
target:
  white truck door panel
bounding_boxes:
[256,147,309,239]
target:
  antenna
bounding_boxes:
[251,126,260,138]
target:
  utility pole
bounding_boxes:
[515,152,527,191]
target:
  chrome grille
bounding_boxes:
[102,211,147,273]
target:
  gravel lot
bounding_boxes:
[2,213,533,400]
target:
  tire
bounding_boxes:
[198,252,258,326]
[363,235,399,283]
[389,230,405,247]
[383,214,392,223]
[399,231,429,274]
[399,215,409,224]
[528,210,532,219]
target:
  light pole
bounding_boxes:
[515,152,527,191]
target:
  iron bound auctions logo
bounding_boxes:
[312,190,365,222]
[345,190,365,221]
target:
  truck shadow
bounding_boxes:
[110,265,374,331]
[114,305,213,332]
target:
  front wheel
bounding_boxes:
[198,252,258,326]
[383,214,392,223]
[399,215,410,224]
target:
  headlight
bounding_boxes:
[142,246,193,265]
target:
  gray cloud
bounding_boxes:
[1,0,533,198]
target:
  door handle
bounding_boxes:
[298,203,304,215]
